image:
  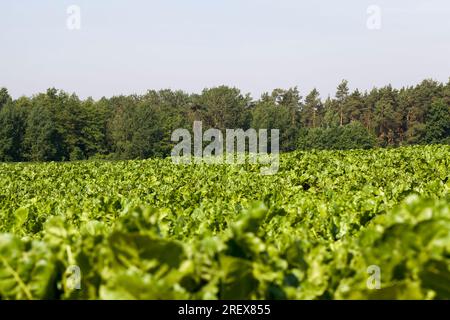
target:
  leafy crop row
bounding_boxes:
[0,145,449,299]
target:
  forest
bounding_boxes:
[0,78,449,162]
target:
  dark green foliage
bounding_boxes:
[0,78,448,163]
[191,86,252,130]
[0,88,12,110]
[298,122,376,150]
[24,100,64,161]
[424,99,450,144]
[0,102,25,161]
[251,88,302,152]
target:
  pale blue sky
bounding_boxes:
[1,0,449,99]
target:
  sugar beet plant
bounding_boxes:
[0,145,449,300]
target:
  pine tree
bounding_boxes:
[335,80,349,126]
[0,88,12,110]
[302,88,322,128]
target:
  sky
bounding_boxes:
[0,0,449,100]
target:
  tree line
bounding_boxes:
[0,78,449,162]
